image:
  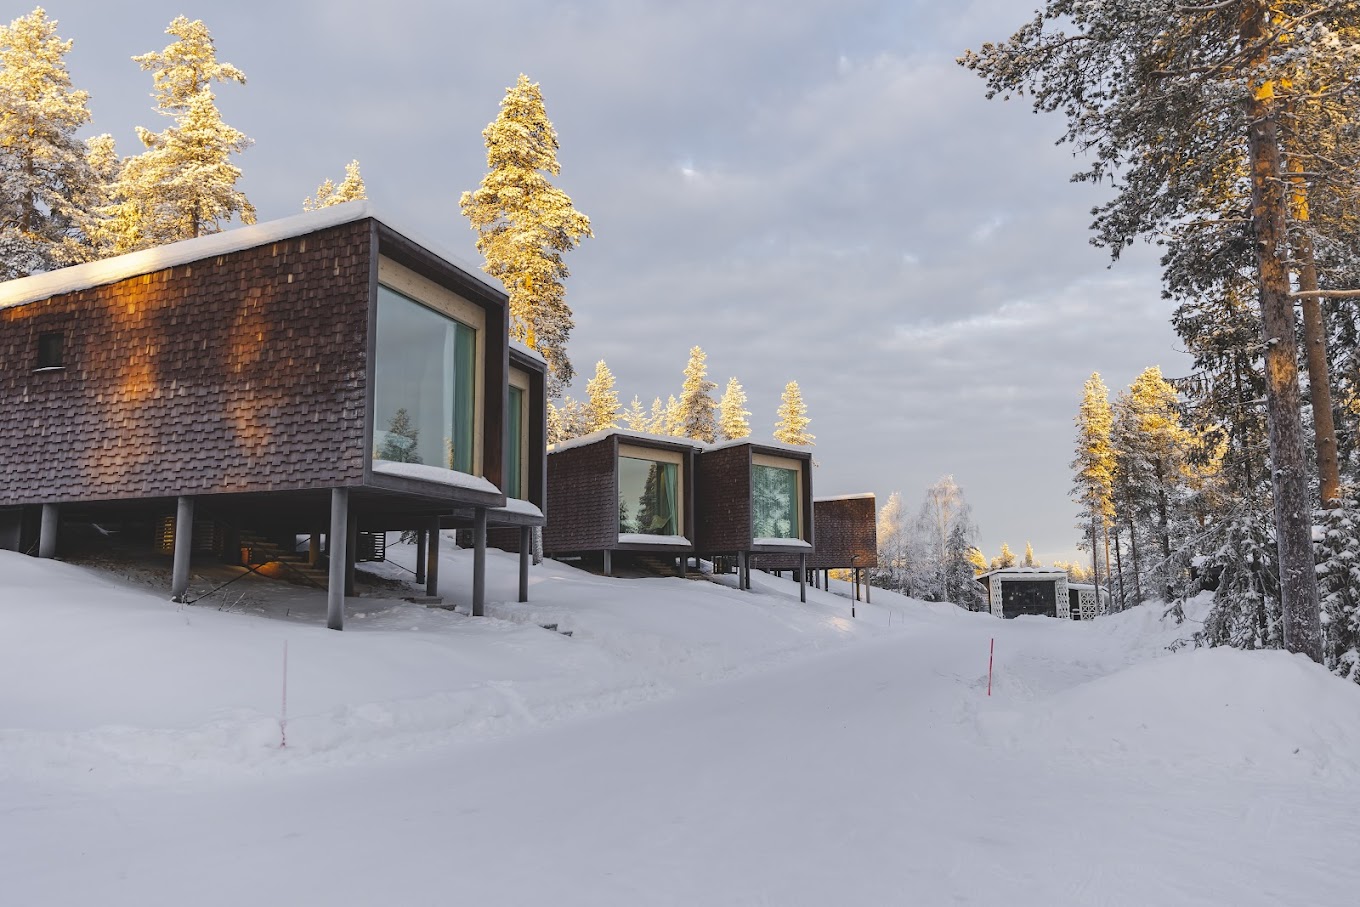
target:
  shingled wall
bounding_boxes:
[543,437,618,552]
[0,220,372,506]
[694,444,752,554]
[759,496,877,571]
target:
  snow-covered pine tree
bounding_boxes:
[676,346,717,443]
[584,359,620,433]
[945,522,984,609]
[304,160,366,211]
[622,396,648,432]
[773,381,814,446]
[1023,541,1036,568]
[663,394,681,438]
[1071,373,1114,596]
[546,400,565,446]
[1198,499,1282,651]
[1316,498,1360,682]
[990,543,1016,571]
[961,0,1346,661]
[966,546,989,576]
[460,74,591,395]
[646,397,667,435]
[717,376,751,442]
[0,8,95,276]
[102,17,254,252]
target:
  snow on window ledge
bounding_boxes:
[372,460,501,495]
[494,498,544,519]
[617,533,692,547]
[753,537,812,548]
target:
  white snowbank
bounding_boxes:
[493,498,543,519]
[617,533,691,546]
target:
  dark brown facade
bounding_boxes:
[759,495,876,571]
[0,206,542,624]
[693,442,814,556]
[543,432,698,556]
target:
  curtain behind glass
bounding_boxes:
[507,386,524,499]
[620,456,677,535]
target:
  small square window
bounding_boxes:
[36,332,64,370]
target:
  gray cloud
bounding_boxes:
[46,0,1190,566]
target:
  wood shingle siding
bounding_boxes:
[0,221,372,506]
[544,436,619,552]
[759,496,876,571]
[694,444,752,553]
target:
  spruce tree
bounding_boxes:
[717,376,751,442]
[0,8,95,276]
[304,160,366,211]
[773,381,814,446]
[990,543,1017,571]
[663,394,681,438]
[1023,542,1036,568]
[961,0,1341,661]
[646,397,668,436]
[584,359,620,433]
[103,17,254,251]
[460,74,592,394]
[676,346,717,443]
[622,396,648,432]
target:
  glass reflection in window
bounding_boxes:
[619,456,678,536]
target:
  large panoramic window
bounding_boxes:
[507,384,525,499]
[752,463,800,539]
[372,284,476,474]
[618,456,678,536]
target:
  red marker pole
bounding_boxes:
[987,637,994,697]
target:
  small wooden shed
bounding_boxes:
[974,567,1071,619]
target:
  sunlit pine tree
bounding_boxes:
[304,160,366,211]
[0,8,94,276]
[460,74,592,395]
[717,376,751,442]
[1071,373,1115,590]
[622,396,648,431]
[1023,541,1036,568]
[585,359,620,433]
[676,346,718,443]
[103,17,254,252]
[773,381,814,446]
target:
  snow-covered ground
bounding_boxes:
[4,542,1359,905]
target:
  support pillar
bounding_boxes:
[518,526,531,604]
[865,575,871,604]
[472,507,487,617]
[327,488,348,630]
[603,549,612,577]
[737,551,747,591]
[308,532,321,567]
[799,553,807,603]
[425,518,440,598]
[679,555,688,578]
[170,497,193,601]
[414,528,427,584]
[38,503,59,559]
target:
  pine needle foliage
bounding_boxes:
[717,376,751,442]
[460,74,592,394]
[585,359,620,433]
[773,381,814,446]
[677,346,717,443]
[0,7,94,276]
[304,160,366,211]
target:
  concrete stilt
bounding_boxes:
[737,551,748,591]
[38,503,59,559]
[472,507,487,617]
[603,549,612,577]
[425,518,440,598]
[414,528,427,585]
[327,488,348,630]
[170,497,194,601]
[518,526,530,603]
[799,553,807,603]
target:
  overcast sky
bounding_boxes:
[47,0,1190,565]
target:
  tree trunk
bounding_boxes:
[1240,2,1323,663]
[1113,528,1126,611]
[1288,159,1341,507]
[1129,515,1143,606]
[1155,470,1173,600]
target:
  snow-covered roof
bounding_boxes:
[492,498,544,520]
[372,459,501,495]
[706,437,814,456]
[550,428,704,454]
[814,493,875,503]
[509,339,546,365]
[0,200,503,310]
[974,567,1069,581]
